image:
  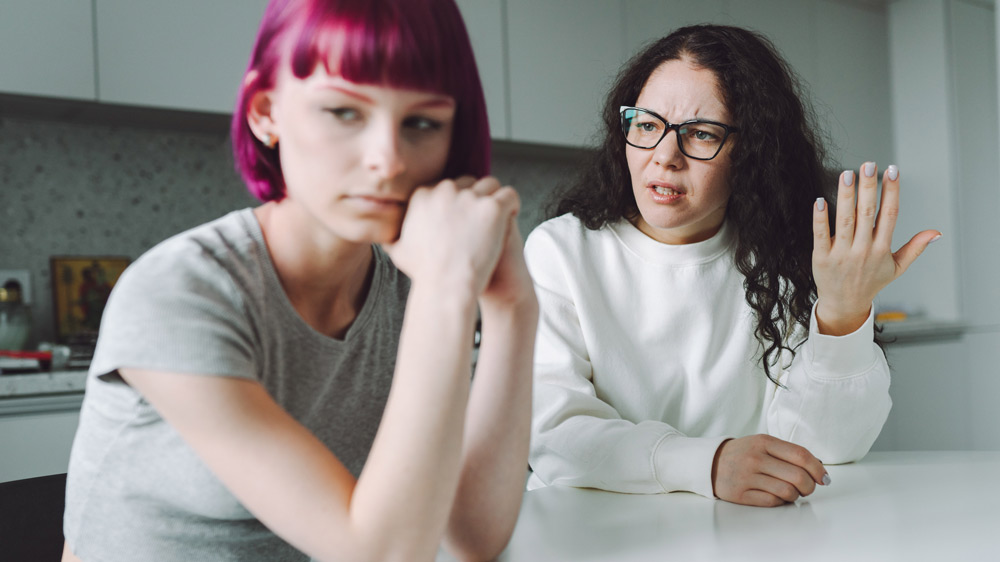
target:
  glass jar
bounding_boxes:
[0,281,32,351]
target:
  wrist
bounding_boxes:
[479,290,538,320]
[409,279,478,325]
[814,300,871,336]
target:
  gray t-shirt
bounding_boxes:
[64,208,408,561]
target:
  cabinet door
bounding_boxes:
[455,0,510,140]
[0,0,96,100]
[814,0,893,168]
[0,410,81,482]
[95,1,269,113]
[623,0,728,57]
[506,0,625,147]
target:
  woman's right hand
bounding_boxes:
[712,434,830,507]
[383,176,520,297]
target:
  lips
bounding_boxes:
[346,194,407,212]
[646,180,686,203]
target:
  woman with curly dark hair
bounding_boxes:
[525,24,939,508]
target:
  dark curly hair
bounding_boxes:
[552,24,856,385]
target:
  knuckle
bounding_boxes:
[794,473,815,494]
[777,483,799,502]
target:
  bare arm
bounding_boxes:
[110,179,519,562]
[444,216,538,561]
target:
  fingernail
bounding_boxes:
[929,234,942,244]
[822,473,832,486]
[864,162,876,177]
[843,170,854,186]
[816,197,826,211]
[887,164,899,181]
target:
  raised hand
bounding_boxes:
[712,434,829,507]
[812,162,941,336]
[382,176,520,297]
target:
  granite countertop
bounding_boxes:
[0,369,88,399]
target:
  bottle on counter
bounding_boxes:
[0,280,32,351]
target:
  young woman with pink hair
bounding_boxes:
[62,1,537,560]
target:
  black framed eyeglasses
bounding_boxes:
[619,106,738,161]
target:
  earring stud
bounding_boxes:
[262,133,277,148]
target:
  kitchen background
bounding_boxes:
[1,0,998,481]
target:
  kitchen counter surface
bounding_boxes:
[0,369,88,399]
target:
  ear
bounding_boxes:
[244,71,278,145]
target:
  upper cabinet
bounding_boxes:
[506,0,625,147]
[1,0,899,158]
[0,0,96,100]
[94,1,269,113]
[455,0,510,139]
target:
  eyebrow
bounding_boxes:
[319,84,455,110]
[321,85,374,103]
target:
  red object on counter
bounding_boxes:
[0,349,54,372]
[0,350,53,360]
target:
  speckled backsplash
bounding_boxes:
[0,110,584,347]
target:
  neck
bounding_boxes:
[254,201,375,338]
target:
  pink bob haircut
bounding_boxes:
[231,0,491,202]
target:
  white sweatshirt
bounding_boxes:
[524,214,891,498]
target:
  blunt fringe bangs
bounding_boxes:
[232,0,491,201]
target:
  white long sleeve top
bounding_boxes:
[524,214,892,498]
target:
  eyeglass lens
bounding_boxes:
[622,107,727,159]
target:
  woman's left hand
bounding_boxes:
[812,162,941,336]
[480,211,536,313]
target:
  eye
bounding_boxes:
[693,129,718,141]
[638,122,658,132]
[403,116,444,132]
[325,107,362,122]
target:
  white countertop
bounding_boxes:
[436,451,1000,562]
[0,369,87,399]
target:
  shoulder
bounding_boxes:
[525,214,615,259]
[109,210,265,320]
[524,213,621,290]
[123,210,261,292]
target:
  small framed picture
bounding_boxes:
[50,256,131,345]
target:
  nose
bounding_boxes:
[652,128,685,169]
[363,122,406,180]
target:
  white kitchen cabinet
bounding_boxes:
[624,0,728,54]
[95,1,269,113]
[0,0,96,100]
[0,408,80,483]
[872,338,972,451]
[950,0,1000,328]
[506,0,625,147]
[813,0,893,168]
[455,0,510,139]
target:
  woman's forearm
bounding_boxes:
[444,297,538,560]
[351,280,480,561]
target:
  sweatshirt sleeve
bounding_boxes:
[765,301,892,464]
[525,226,727,498]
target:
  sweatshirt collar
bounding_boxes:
[609,218,734,265]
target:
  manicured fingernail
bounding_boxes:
[822,473,832,486]
[887,165,898,181]
[930,234,942,244]
[816,197,826,211]
[843,170,854,186]
[864,162,876,177]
